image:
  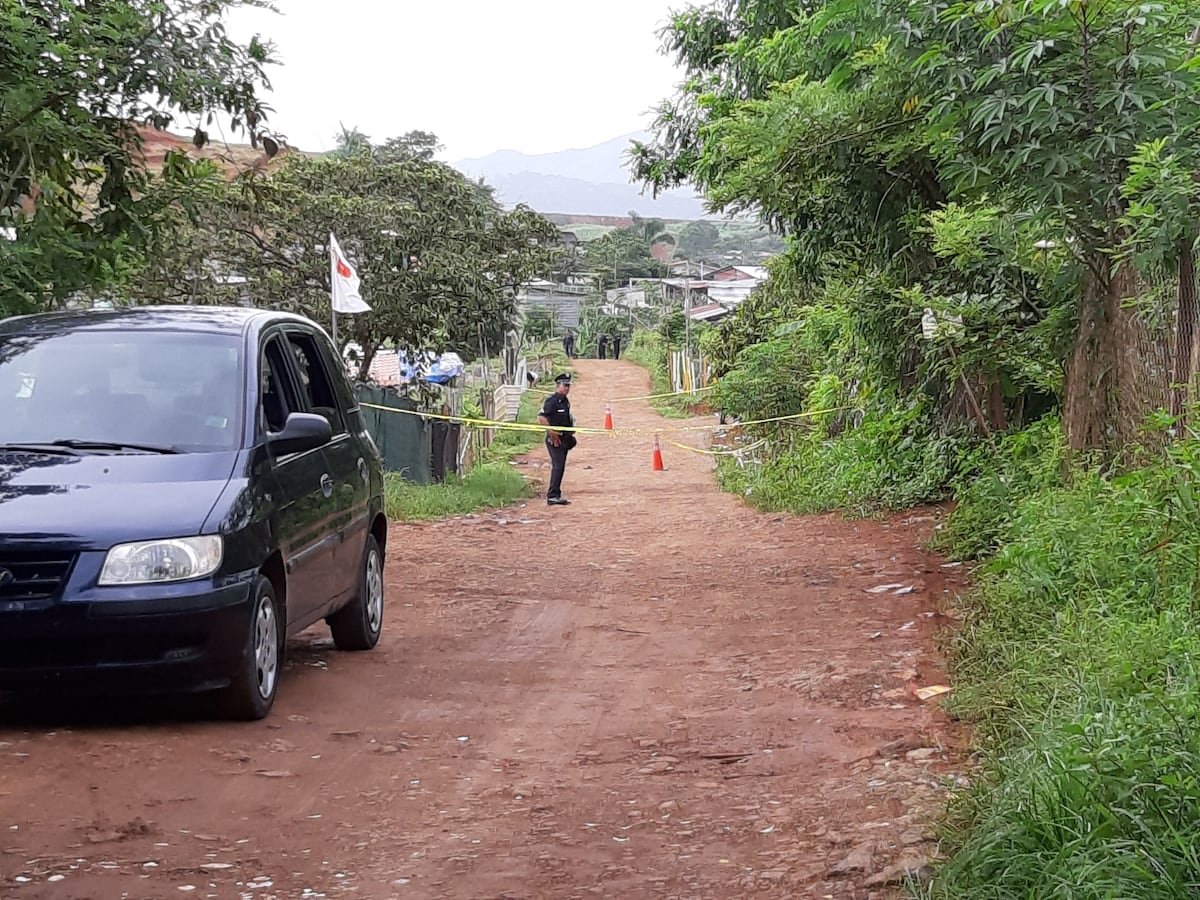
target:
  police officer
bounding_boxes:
[537,373,576,506]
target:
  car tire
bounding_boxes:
[219,575,283,721]
[328,534,384,652]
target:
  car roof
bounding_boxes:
[0,305,322,338]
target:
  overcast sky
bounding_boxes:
[225,0,687,161]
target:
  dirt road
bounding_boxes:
[0,359,966,899]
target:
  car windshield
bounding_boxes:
[0,328,243,453]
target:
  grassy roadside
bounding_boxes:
[384,463,532,522]
[383,347,574,522]
[703,393,1200,895]
[913,420,1200,898]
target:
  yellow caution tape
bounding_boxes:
[661,437,768,456]
[528,385,714,402]
[360,401,849,436]
[609,385,716,403]
[361,403,607,434]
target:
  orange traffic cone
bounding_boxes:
[652,435,665,471]
[604,402,614,430]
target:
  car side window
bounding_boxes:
[286,331,347,436]
[314,333,360,419]
[261,337,300,434]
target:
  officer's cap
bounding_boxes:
[554,373,572,385]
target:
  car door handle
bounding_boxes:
[357,457,368,481]
[320,474,334,498]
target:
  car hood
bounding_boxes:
[0,450,239,550]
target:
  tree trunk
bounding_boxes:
[357,340,379,383]
[1173,236,1198,417]
[1063,253,1138,452]
[987,377,1007,432]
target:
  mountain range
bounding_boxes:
[452,132,708,220]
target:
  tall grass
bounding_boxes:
[384,463,531,521]
[918,422,1200,899]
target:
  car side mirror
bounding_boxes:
[267,412,332,456]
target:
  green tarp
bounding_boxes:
[355,383,433,484]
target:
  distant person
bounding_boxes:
[562,332,575,359]
[612,335,622,359]
[537,373,576,506]
[598,334,608,360]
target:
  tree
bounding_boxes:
[632,0,958,412]
[376,131,442,163]
[906,0,1200,449]
[636,0,1200,452]
[585,226,667,287]
[677,220,720,258]
[331,126,372,158]
[135,135,559,376]
[0,0,280,317]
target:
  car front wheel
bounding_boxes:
[219,575,283,720]
[328,534,384,652]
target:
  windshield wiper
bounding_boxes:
[46,439,180,455]
[0,443,83,456]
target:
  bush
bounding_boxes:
[925,688,1200,900]
[937,415,1066,559]
[715,332,809,423]
[721,400,966,516]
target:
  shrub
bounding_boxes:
[722,400,966,516]
[937,415,1066,560]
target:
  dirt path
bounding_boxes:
[0,360,966,899]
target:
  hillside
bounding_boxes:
[134,126,310,178]
[452,132,707,219]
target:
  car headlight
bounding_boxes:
[99,536,223,586]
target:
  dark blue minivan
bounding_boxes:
[0,307,387,719]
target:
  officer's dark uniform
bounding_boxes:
[540,376,575,505]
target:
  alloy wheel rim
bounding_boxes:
[254,595,278,700]
[366,549,383,633]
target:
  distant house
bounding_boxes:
[517,279,588,329]
[604,285,656,314]
[687,303,730,323]
[656,263,769,324]
[705,264,769,282]
[660,278,714,309]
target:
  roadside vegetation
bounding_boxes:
[634,0,1200,895]
[384,464,531,522]
[624,323,710,419]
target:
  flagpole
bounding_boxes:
[329,230,338,351]
[329,230,369,366]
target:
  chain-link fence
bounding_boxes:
[1123,255,1199,443]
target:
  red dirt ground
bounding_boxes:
[0,359,968,899]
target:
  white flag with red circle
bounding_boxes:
[329,232,371,314]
